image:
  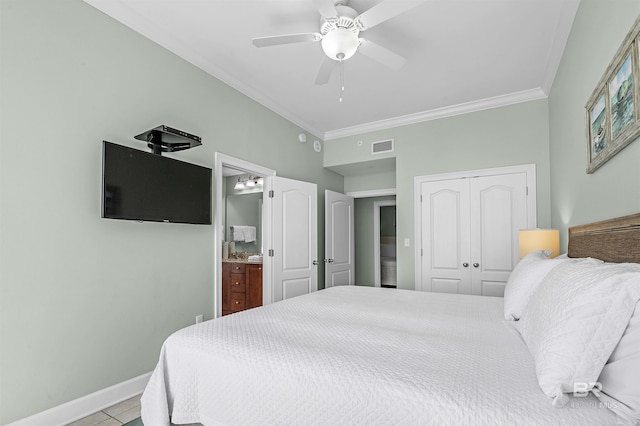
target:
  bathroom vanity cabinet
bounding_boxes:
[222,261,263,316]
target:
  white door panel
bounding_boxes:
[283,278,313,299]
[432,278,464,294]
[482,280,507,297]
[420,179,470,293]
[270,176,317,302]
[470,173,528,295]
[419,169,531,296]
[282,190,312,271]
[329,270,351,287]
[325,190,354,287]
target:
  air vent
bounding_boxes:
[371,139,394,155]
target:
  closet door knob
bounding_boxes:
[473,263,480,268]
[462,263,469,268]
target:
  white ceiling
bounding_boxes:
[83,0,579,140]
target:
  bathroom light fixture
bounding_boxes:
[234,176,263,190]
[234,178,245,190]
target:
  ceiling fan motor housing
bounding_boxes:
[321,5,360,61]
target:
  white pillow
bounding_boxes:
[597,300,640,425]
[503,250,572,321]
[517,259,640,406]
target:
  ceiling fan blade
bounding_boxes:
[355,0,427,30]
[315,56,336,85]
[252,33,321,48]
[312,0,339,19]
[358,39,406,70]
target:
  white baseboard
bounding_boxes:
[6,372,152,426]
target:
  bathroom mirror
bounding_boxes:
[223,174,262,254]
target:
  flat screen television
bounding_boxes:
[102,141,212,224]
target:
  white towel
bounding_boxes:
[243,226,256,243]
[232,226,256,243]
[232,227,245,242]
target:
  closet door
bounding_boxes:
[469,173,528,296]
[419,179,471,293]
[417,167,533,297]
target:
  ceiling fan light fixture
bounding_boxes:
[321,28,360,61]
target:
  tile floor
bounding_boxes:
[65,395,204,426]
[66,394,141,426]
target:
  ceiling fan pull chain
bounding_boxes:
[339,58,345,102]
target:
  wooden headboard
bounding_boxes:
[568,213,640,263]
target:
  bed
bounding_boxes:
[141,213,640,425]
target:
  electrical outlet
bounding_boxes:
[195,314,203,324]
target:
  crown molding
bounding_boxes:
[83,0,325,139]
[323,88,548,141]
[540,0,580,94]
[198,61,326,139]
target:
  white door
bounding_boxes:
[420,178,471,294]
[325,190,354,287]
[469,173,528,296]
[419,171,530,296]
[269,176,318,302]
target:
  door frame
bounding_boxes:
[413,164,537,289]
[214,152,276,318]
[373,200,396,287]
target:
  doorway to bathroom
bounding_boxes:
[353,195,396,287]
[374,200,397,288]
[214,153,275,318]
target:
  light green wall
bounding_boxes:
[344,170,396,193]
[354,196,396,286]
[0,0,342,423]
[326,99,551,290]
[324,139,395,168]
[549,0,640,249]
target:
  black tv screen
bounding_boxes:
[102,141,212,224]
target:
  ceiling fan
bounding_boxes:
[252,0,427,85]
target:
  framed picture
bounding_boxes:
[588,91,607,161]
[585,16,640,174]
[610,53,634,140]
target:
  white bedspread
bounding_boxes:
[141,286,617,425]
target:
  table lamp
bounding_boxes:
[519,229,560,258]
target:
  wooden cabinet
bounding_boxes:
[222,262,262,316]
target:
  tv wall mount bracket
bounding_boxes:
[134,125,202,155]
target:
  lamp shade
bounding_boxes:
[519,229,560,258]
